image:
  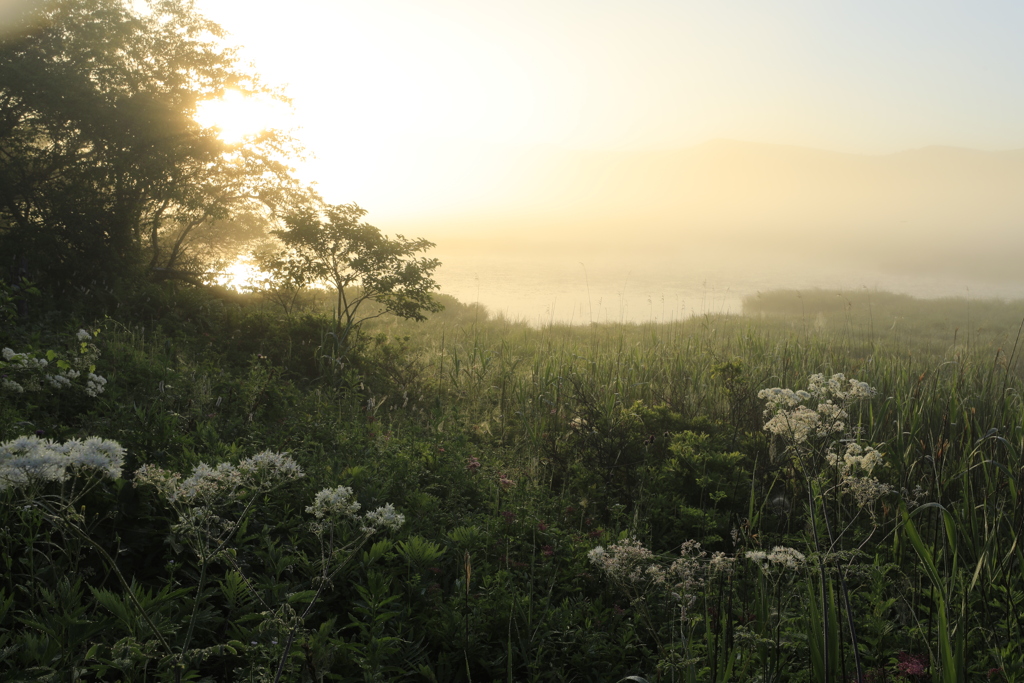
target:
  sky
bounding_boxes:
[195,1,1024,208]
[192,0,1024,322]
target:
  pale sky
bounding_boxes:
[191,0,1024,320]
[196,0,1024,216]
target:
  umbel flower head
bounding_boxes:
[134,451,304,505]
[362,502,405,532]
[0,435,124,490]
[305,485,406,533]
[306,485,361,519]
[758,373,877,445]
[745,546,806,572]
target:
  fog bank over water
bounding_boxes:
[432,241,1024,326]
[404,141,1024,324]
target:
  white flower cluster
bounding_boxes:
[362,502,405,532]
[826,442,884,476]
[708,550,734,575]
[236,449,305,481]
[589,538,717,617]
[2,378,24,393]
[843,476,894,512]
[759,373,877,444]
[306,485,361,519]
[135,451,304,506]
[0,435,125,490]
[305,485,405,534]
[46,374,72,389]
[761,374,893,514]
[807,373,876,401]
[762,404,833,443]
[1,349,50,393]
[757,387,811,410]
[825,443,893,512]
[1,331,106,397]
[589,539,707,586]
[85,373,107,397]
[588,538,656,583]
[745,546,806,571]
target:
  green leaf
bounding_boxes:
[286,590,317,605]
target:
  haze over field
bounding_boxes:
[194,0,1024,323]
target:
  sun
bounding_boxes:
[194,89,292,143]
[215,257,266,291]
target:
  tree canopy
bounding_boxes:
[0,0,304,293]
[258,202,442,346]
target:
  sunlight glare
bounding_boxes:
[215,257,265,291]
[195,89,292,143]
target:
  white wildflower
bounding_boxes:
[816,401,847,425]
[1,347,15,361]
[2,378,25,393]
[0,435,124,490]
[76,329,92,341]
[763,404,821,443]
[134,463,180,498]
[167,462,233,504]
[363,503,405,532]
[847,379,876,399]
[590,538,657,582]
[306,485,361,519]
[845,476,893,512]
[767,546,805,569]
[85,373,107,397]
[644,563,668,585]
[745,550,767,565]
[70,437,125,479]
[46,374,72,389]
[746,546,805,572]
[236,450,304,480]
[709,551,734,575]
[3,452,67,485]
[138,453,304,507]
[757,387,802,410]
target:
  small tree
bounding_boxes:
[262,202,442,348]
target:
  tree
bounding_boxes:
[0,0,302,295]
[261,202,442,347]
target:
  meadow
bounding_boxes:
[3,282,1024,682]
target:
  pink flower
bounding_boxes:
[897,651,928,677]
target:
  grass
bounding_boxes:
[4,285,1024,681]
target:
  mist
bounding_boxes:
[405,140,1024,324]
